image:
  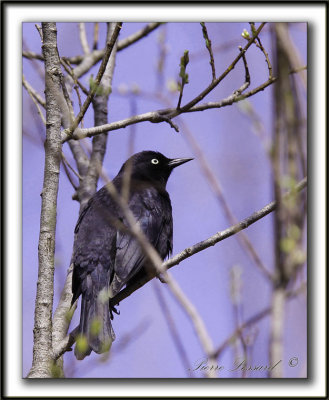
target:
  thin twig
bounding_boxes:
[65,22,122,137]
[214,282,306,359]
[35,24,43,42]
[168,23,266,118]
[47,23,164,68]
[237,46,250,93]
[179,120,272,281]
[78,22,119,208]
[54,167,218,376]
[249,22,273,79]
[93,23,99,50]
[200,22,216,81]
[117,22,163,51]
[60,58,89,96]
[23,75,46,125]
[78,23,90,54]
[22,75,46,108]
[62,77,274,142]
[152,281,194,377]
[156,25,167,92]
[59,73,75,126]
[23,50,44,61]
[177,50,189,110]
[61,152,82,180]
[62,157,78,191]
[275,23,306,89]
[54,178,306,362]
[62,23,268,142]
[109,177,307,306]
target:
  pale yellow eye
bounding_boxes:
[151,159,159,165]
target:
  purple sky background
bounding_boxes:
[23,22,307,378]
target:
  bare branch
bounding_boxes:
[48,23,163,68]
[98,177,218,377]
[61,151,82,180]
[168,23,266,118]
[66,22,122,137]
[60,58,89,96]
[62,77,275,142]
[152,281,194,377]
[23,50,44,61]
[177,50,190,109]
[236,46,250,93]
[52,24,120,364]
[109,177,307,306]
[22,75,46,108]
[56,171,219,377]
[52,265,78,360]
[23,75,46,125]
[62,157,78,191]
[35,23,43,42]
[79,22,119,207]
[213,282,306,359]
[78,23,90,54]
[200,22,216,81]
[250,22,273,79]
[63,109,176,141]
[117,22,163,51]
[28,22,62,378]
[179,120,272,281]
[275,23,306,89]
[54,177,306,362]
[59,73,75,127]
[269,287,285,377]
[93,23,99,50]
[62,23,267,142]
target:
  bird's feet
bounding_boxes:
[109,303,120,320]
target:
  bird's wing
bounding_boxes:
[72,189,118,304]
[110,189,172,297]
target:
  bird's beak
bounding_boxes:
[168,157,194,169]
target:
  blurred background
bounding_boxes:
[23,22,307,378]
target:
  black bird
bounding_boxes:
[71,151,193,359]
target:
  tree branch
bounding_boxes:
[213,282,306,359]
[78,23,90,54]
[54,177,306,362]
[28,22,63,378]
[24,23,163,66]
[62,23,269,142]
[78,22,118,208]
[22,75,46,108]
[23,75,46,126]
[109,177,307,306]
[65,22,122,137]
[178,118,272,281]
[117,22,163,51]
[200,22,216,81]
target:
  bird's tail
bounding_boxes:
[74,284,115,360]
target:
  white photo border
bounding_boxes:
[3,2,326,398]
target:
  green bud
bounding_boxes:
[90,318,102,337]
[241,29,250,39]
[76,334,88,354]
[280,237,296,253]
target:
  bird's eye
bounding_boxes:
[151,159,159,165]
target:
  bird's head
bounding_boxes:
[118,151,193,187]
